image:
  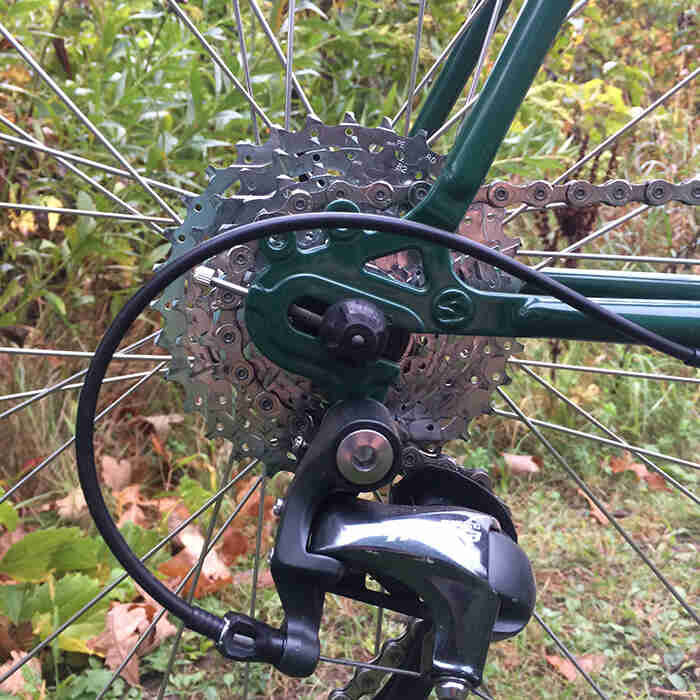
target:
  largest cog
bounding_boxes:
[153,115,521,470]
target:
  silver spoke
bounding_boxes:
[98,475,264,699]
[508,358,700,385]
[493,408,700,470]
[156,447,240,700]
[0,459,259,686]
[518,364,698,505]
[0,348,170,360]
[247,0,315,116]
[242,473,268,700]
[0,22,183,222]
[284,0,297,132]
[465,0,502,108]
[427,92,480,146]
[504,66,700,224]
[497,388,699,625]
[233,0,260,144]
[533,611,608,700]
[528,205,649,270]
[391,1,486,127]
[520,250,700,266]
[317,655,421,678]
[0,114,165,235]
[0,369,170,403]
[403,0,428,136]
[167,0,274,130]
[0,361,166,507]
[0,132,198,197]
[0,330,161,420]
[0,202,176,225]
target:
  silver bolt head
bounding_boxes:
[435,677,470,700]
[272,498,285,517]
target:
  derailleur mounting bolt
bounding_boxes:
[272,498,285,517]
[434,677,471,700]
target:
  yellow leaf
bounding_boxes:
[42,196,63,232]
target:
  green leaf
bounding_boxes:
[177,475,214,514]
[0,489,19,532]
[0,527,100,581]
[44,290,67,319]
[0,584,29,624]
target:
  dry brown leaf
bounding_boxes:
[101,455,133,492]
[0,650,43,697]
[88,603,177,686]
[502,453,541,475]
[55,488,87,521]
[545,654,578,682]
[578,653,607,674]
[219,528,249,566]
[610,453,670,491]
[577,488,608,526]
[642,471,670,491]
[117,502,149,528]
[236,476,274,520]
[139,414,184,441]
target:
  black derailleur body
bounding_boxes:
[217,398,536,690]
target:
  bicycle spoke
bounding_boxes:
[166,0,274,130]
[0,202,176,225]
[0,132,198,197]
[403,0,428,136]
[508,358,700,385]
[427,92,480,146]
[247,0,315,116]
[465,0,502,108]
[0,348,169,360]
[0,460,258,687]
[519,251,699,265]
[391,1,486,128]
[0,115,165,235]
[317,655,421,678]
[284,0,297,132]
[0,22,183,222]
[493,408,700,470]
[518,364,698,505]
[503,66,700,224]
[0,330,161,419]
[525,205,649,269]
[0,369,170,403]
[0,361,166,507]
[233,0,260,144]
[98,475,264,699]
[242,473,268,700]
[533,611,609,700]
[497,388,700,625]
[156,446,240,700]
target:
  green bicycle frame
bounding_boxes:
[403,0,699,343]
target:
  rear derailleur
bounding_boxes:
[216,398,535,699]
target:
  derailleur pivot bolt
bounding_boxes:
[434,677,471,700]
[336,429,394,486]
[319,298,389,365]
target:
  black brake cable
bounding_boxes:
[76,211,699,646]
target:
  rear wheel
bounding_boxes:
[0,1,697,698]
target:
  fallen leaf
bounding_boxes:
[41,196,63,232]
[219,528,249,566]
[55,488,87,522]
[577,489,608,526]
[502,453,541,475]
[545,654,578,682]
[235,476,274,520]
[610,453,670,491]
[138,414,184,441]
[642,471,670,491]
[117,502,149,528]
[101,455,133,492]
[0,650,43,697]
[88,603,177,686]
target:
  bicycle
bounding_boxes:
[0,0,698,698]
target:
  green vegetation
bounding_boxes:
[0,0,698,698]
